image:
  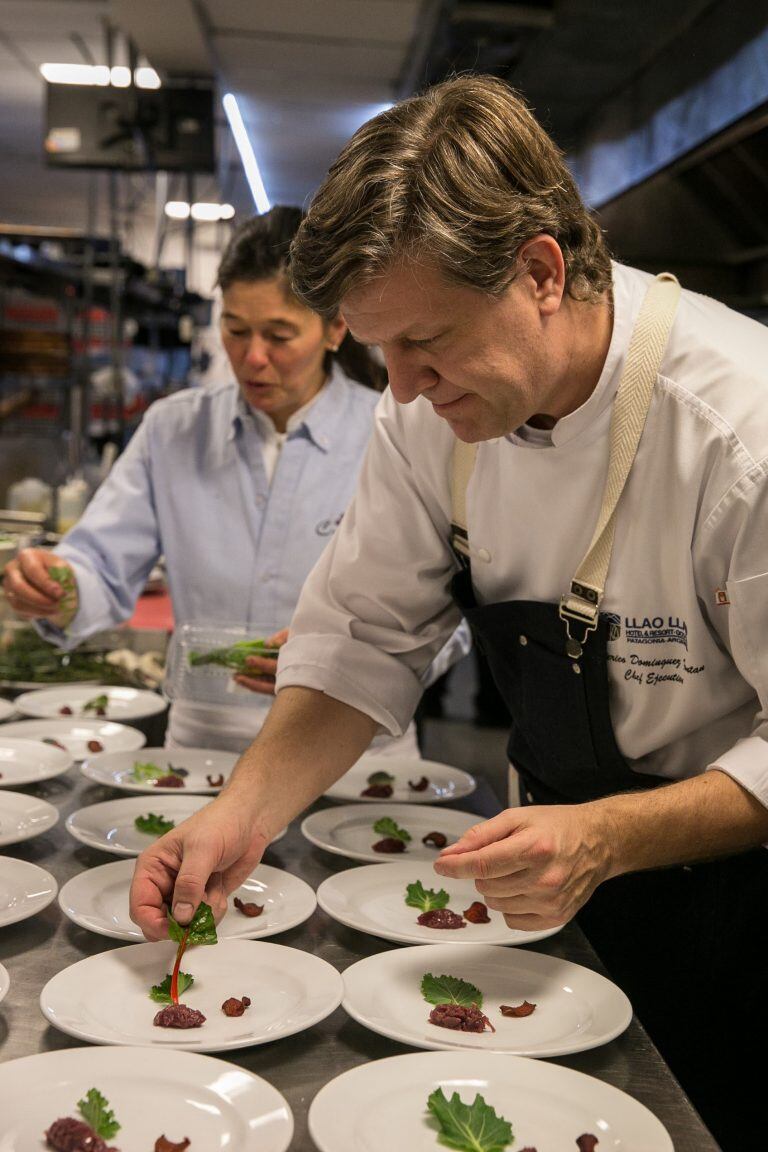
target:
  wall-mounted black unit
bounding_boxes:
[44,83,215,173]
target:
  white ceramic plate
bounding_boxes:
[0,857,58,927]
[308,1050,673,1152]
[66,793,213,856]
[342,942,632,1056]
[302,803,477,864]
[0,717,146,760]
[0,790,59,847]
[0,1045,294,1150]
[59,859,317,942]
[0,736,72,787]
[66,794,286,857]
[317,862,562,948]
[0,961,9,1004]
[13,684,167,721]
[81,746,238,794]
[40,938,344,1052]
[325,754,476,805]
[0,698,16,723]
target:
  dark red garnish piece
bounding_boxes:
[422,831,447,848]
[59,706,73,716]
[45,1117,116,1151]
[520,1148,538,1151]
[417,909,466,929]
[43,738,67,750]
[222,995,252,1016]
[361,784,393,798]
[576,1137,599,1152]
[206,773,224,787]
[463,901,491,924]
[155,1138,191,1152]
[428,1002,495,1033]
[153,1003,206,1028]
[234,896,263,917]
[373,837,406,853]
[409,775,429,791]
[154,774,185,788]
[500,1000,537,1017]
[95,707,106,717]
[87,740,103,753]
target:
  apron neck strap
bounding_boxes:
[450,439,478,567]
[559,272,680,654]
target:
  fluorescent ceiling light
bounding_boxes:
[165,202,234,222]
[110,66,131,88]
[222,92,270,214]
[135,67,161,89]
[41,63,110,86]
[164,201,191,220]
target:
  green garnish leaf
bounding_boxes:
[168,900,218,947]
[82,693,109,713]
[427,1088,513,1152]
[150,970,194,1002]
[406,880,450,912]
[134,812,175,836]
[131,760,167,782]
[77,1087,121,1140]
[373,816,412,843]
[421,972,483,1008]
[367,770,395,787]
[188,638,279,670]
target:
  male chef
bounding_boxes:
[131,76,768,1150]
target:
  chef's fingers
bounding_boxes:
[436,809,525,859]
[21,548,71,599]
[265,627,289,648]
[504,910,565,931]
[129,847,179,940]
[170,840,221,925]
[2,558,61,614]
[433,837,529,881]
[243,653,279,672]
[233,672,276,696]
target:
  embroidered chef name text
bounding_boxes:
[608,651,705,686]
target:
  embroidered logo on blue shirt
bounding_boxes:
[315,513,344,537]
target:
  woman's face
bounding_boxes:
[221,277,346,431]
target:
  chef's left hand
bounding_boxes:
[433,804,613,930]
[233,628,289,696]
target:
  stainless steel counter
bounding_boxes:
[0,748,721,1151]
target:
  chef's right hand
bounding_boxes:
[2,549,78,627]
[233,628,289,696]
[129,788,270,940]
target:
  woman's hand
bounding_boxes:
[433,803,614,930]
[128,788,271,939]
[2,549,78,627]
[233,628,289,696]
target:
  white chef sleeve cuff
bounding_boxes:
[275,633,424,737]
[707,735,768,810]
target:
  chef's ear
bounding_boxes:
[324,313,348,352]
[517,235,566,316]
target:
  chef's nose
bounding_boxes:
[385,348,439,405]
[245,335,270,369]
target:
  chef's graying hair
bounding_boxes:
[217,206,385,390]
[290,75,612,313]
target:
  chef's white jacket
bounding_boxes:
[277,262,768,809]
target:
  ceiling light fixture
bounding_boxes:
[222,92,270,214]
[40,63,162,89]
[164,201,191,220]
[164,202,235,222]
[134,66,161,89]
[110,66,131,88]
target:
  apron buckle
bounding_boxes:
[559,583,601,659]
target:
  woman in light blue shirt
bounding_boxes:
[3,208,449,751]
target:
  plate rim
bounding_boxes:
[0,789,60,847]
[81,745,238,795]
[340,941,633,1058]
[307,1049,673,1152]
[0,857,58,928]
[324,756,477,805]
[65,793,212,857]
[0,717,146,759]
[39,938,344,1052]
[301,802,478,864]
[0,735,73,785]
[58,858,317,942]
[13,683,167,720]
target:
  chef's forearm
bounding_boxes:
[220,685,378,836]
[592,768,768,878]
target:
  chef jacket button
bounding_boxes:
[519,635,528,646]
[477,548,491,563]
[572,663,582,675]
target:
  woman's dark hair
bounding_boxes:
[216,206,386,392]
